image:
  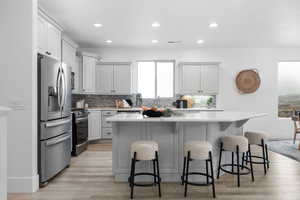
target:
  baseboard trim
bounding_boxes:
[8,174,39,193]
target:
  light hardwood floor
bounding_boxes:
[8,142,300,200]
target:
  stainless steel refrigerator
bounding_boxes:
[38,54,72,185]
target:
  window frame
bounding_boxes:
[277,60,300,119]
[137,60,175,99]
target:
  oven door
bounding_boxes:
[75,115,89,145]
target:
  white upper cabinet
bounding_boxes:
[179,63,219,95]
[95,65,114,93]
[181,65,202,94]
[201,65,219,94]
[47,23,61,60]
[37,16,47,54]
[95,63,132,95]
[62,39,78,91]
[114,64,132,94]
[83,56,96,93]
[37,13,62,61]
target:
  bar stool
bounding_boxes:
[181,141,216,198]
[217,136,254,187]
[128,140,161,199]
[243,131,270,175]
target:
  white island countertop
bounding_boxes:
[0,106,11,117]
[106,111,267,122]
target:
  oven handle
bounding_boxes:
[45,118,71,128]
[76,117,88,123]
[46,134,71,146]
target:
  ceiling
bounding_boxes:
[39,0,300,48]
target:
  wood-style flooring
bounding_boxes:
[8,142,300,200]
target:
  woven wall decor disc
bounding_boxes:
[236,69,260,93]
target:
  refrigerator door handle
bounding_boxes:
[61,68,67,111]
[46,134,71,146]
[56,67,62,110]
[44,118,71,128]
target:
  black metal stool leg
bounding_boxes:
[242,152,245,170]
[184,151,191,197]
[155,151,161,197]
[130,152,137,199]
[206,160,209,184]
[153,159,157,184]
[261,139,267,175]
[265,144,270,169]
[209,151,216,198]
[245,151,249,165]
[217,143,223,179]
[181,157,186,185]
[248,145,255,182]
[231,152,234,173]
[236,146,240,187]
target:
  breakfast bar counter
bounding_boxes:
[107,111,266,182]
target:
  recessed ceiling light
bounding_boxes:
[209,22,218,28]
[152,22,160,27]
[152,39,159,43]
[197,40,204,44]
[106,40,112,43]
[94,23,103,27]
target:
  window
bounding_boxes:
[138,61,174,98]
[278,62,300,117]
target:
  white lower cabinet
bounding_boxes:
[88,112,101,140]
[88,110,116,140]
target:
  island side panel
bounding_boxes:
[147,122,179,181]
[112,122,148,181]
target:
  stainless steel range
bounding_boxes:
[38,54,72,185]
[72,108,89,156]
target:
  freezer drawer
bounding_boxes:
[40,117,72,140]
[102,128,113,139]
[39,132,71,183]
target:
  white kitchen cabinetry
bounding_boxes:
[95,65,114,93]
[201,65,219,94]
[88,110,116,140]
[83,56,97,93]
[181,65,202,94]
[95,63,132,94]
[179,63,219,95]
[62,39,80,91]
[37,16,47,54]
[37,14,62,60]
[114,65,132,94]
[88,112,101,140]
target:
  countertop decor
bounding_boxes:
[236,69,261,94]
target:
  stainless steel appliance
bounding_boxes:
[72,108,89,156]
[38,54,72,185]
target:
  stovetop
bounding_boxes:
[72,108,88,117]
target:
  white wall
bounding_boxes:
[0,0,39,193]
[81,47,300,139]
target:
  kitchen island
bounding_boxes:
[107,111,266,182]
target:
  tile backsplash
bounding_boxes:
[72,94,132,108]
[72,94,216,108]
